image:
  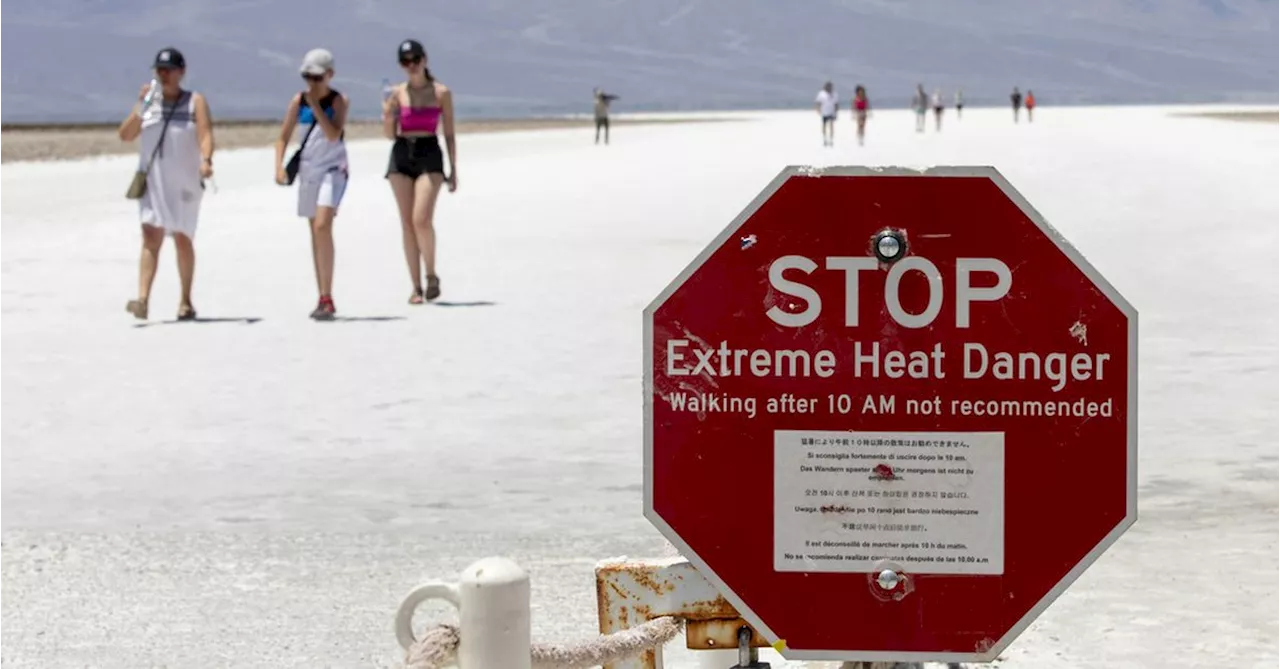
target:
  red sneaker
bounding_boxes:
[310,296,336,321]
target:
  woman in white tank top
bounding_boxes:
[274,48,350,321]
[117,47,215,321]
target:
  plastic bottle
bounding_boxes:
[142,78,159,108]
[381,78,394,102]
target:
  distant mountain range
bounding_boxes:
[2,0,1277,123]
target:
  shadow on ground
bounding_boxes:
[133,317,263,328]
[430,301,497,307]
[328,316,407,322]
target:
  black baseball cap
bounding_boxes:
[154,47,186,70]
[397,39,426,61]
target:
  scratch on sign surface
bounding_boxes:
[1069,320,1088,346]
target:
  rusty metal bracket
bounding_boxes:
[686,618,768,651]
[596,556,767,669]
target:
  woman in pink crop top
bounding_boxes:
[852,85,870,146]
[382,38,457,303]
[399,105,442,134]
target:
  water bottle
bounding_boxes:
[381,78,394,102]
[142,78,159,108]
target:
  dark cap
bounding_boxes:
[154,47,186,70]
[397,39,426,60]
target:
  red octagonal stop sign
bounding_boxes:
[643,166,1136,663]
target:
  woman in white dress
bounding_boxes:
[117,47,214,321]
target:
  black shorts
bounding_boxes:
[595,116,610,130]
[386,136,445,180]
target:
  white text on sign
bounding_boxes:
[765,255,1010,328]
[664,339,1110,392]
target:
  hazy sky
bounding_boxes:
[2,0,1277,122]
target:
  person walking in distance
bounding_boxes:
[1011,86,1023,123]
[1025,90,1037,122]
[384,39,458,303]
[593,88,619,145]
[912,84,928,132]
[274,48,349,320]
[931,88,945,131]
[118,47,214,321]
[954,89,964,120]
[815,81,838,146]
[852,85,870,146]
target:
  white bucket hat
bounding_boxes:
[300,48,334,75]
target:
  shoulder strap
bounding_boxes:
[142,91,183,172]
[297,92,319,150]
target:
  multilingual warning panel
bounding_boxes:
[773,430,1003,574]
[644,166,1137,662]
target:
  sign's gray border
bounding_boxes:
[641,164,1139,663]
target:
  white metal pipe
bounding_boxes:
[396,556,532,669]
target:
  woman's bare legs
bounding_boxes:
[310,207,336,297]
[128,224,166,319]
[389,173,423,300]
[412,173,445,300]
[173,232,196,315]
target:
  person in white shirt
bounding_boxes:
[814,81,838,146]
[955,89,965,120]
[912,84,928,132]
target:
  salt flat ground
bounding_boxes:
[2,104,1277,668]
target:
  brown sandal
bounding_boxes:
[126,298,149,320]
[425,275,441,301]
[177,303,197,321]
[408,288,425,305]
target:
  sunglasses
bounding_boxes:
[301,73,325,82]
[399,56,423,67]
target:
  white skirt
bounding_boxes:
[139,166,203,238]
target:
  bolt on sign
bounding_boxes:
[643,166,1137,663]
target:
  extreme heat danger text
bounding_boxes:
[664,339,1110,393]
